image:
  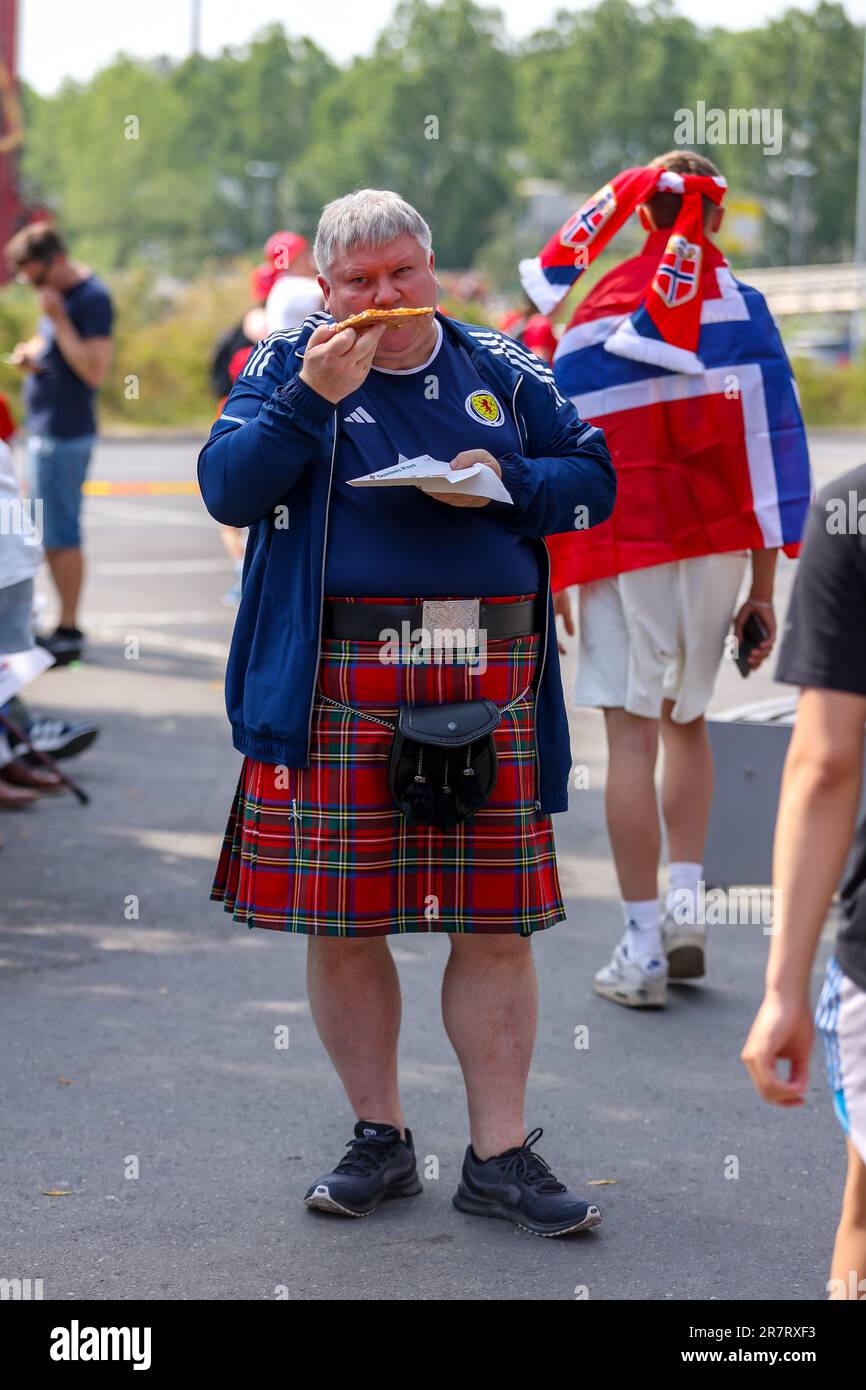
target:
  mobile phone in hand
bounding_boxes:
[735,611,770,678]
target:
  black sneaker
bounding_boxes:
[11,715,99,764]
[304,1120,422,1218]
[35,626,84,666]
[452,1127,602,1237]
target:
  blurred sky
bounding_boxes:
[18,0,866,95]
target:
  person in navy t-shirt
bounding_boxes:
[5,223,113,665]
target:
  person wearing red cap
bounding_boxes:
[210,264,273,402]
[263,230,323,334]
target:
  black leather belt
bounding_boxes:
[322,597,538,641]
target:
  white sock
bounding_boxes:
[665,861,703,925]
[622,899,662,962]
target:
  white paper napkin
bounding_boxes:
[348,453,513,505]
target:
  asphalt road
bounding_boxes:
[1,430,862,1301]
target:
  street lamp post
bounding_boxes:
[245,161,280,248]
[852,26,866,360]
[191,0,202,55]
[783,158,815,267]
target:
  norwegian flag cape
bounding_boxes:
[522,227,812,587]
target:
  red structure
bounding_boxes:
[0,0,28,281]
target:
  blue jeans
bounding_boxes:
[26,433,96,549]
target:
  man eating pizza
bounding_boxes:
[198,188,616,1237]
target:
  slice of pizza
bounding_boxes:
[330,306,435,334]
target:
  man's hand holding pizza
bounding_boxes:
[300,306,435,405]
[299,320,390,404]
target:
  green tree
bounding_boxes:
[18,27,338,274]
[13,1,864,278]
[516,0,704,186]
[714,2,862,263]
[289,0,518,266]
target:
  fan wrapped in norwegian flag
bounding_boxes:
[520,160,813,588]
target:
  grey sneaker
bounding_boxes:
[594,937,668,1008]
[662,911,706,980]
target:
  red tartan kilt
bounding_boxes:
[211,593,566,937]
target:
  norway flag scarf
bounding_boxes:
[520,165,727,375]
[519,171,812,588]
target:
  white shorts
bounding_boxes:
[817,958,866,1168]
[572,552,749,723]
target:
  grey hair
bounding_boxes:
[313,189,432,277]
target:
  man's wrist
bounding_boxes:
[271,372,336,426]
[764,974,810,1003]
[298,369,340,406]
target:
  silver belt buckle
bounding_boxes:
[420,598,480,655]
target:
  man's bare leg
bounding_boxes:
[829,1140,866,1297]
[602,706,660,901]
[658,702,713,975]
[441,935,536,1159]
[306,936,405,1135]
[659,702,714,865]
[45,546,84,629]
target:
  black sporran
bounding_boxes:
[387,697,500,829]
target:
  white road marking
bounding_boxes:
[84,501,215,529]
[88,558,233,576]
[85,626,229,660]
[81,610,232,626]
